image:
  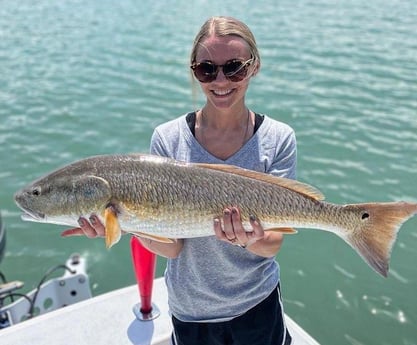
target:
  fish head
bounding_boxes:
[14,170,112,225]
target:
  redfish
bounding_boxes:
[14,154,417,277]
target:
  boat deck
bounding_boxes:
[0,277,320,344]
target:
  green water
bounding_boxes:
[1,1,416,344]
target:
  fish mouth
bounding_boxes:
[14,194,46,221]
[20,209,46,222]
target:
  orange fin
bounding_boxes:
[104,207,122,249]
[132,231,175,244]
[195,163,324,201]
[265,227,298,234]
[344,202,417,277]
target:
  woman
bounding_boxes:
[65,16,296,345]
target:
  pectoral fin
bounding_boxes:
[265,227,298,234]
[104,206,122,248]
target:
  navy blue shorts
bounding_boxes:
[171,285,292,345]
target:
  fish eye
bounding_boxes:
[32,187,41,196]
[361,212,370,220]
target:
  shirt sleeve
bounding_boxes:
[149,128,169,157]
[268,129,297,180]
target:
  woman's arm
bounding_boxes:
[136,237,184,259]
[61,215,184,259]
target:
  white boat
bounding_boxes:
[0,224,320,345]
[1,279,320,345]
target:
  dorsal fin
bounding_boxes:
[195,163,325,201]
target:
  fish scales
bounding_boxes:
[111,159,318,229]
[14,153,417,277]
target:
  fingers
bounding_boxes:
[87,215,106,237]
[248,215,264,241]
[213,217,228,241]
[61,228,85,237]
[230,207,247,245]
[214,207,264,248]
[222,208,236,241]
[61,215,105,238]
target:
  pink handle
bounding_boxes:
[130,236,156,313]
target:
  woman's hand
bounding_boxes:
[214,206,263,248]
[61,215,105,238]
[61,215,184,259]
[213,206,284,257]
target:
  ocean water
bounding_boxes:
[1,1,417,344]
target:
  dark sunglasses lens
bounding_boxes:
[193,63,217,83]
[223,60,248,81]
[192,60,251,83]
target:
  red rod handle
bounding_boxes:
[130,236,156,314]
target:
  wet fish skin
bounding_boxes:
[14,153,417,277]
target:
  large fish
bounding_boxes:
[14,154,417,277]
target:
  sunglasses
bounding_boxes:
[190,58,254,83]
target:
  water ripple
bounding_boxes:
[1,1,417,345]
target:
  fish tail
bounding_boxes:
[345,202,417,277]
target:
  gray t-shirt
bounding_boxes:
[150,112,297,322]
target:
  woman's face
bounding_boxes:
[195,35,257,111]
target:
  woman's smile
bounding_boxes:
[211,88,234,97]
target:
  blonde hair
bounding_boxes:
[190,16,261,67]
[189,17,260,106]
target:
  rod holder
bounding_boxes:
[130,236,160,321]
[132,302,160,321]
